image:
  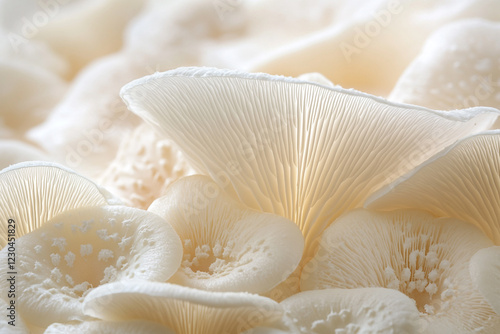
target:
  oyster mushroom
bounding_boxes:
[120,67,498,261]
[389,19,500,114]
[0,205,182,327]
[148,175,304,294]
[0,162,119,247]
[99,123,195,209]
[44,320,175,334]
[83,280,286,334]
[280,288,420,334]
[366,131,500,244]
[250,0,500,96]
[469,246,500,315]
[301,209,499,333]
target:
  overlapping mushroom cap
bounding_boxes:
[301,209,499,333]
[281,288,420,334]
[120,67,499,261]
[0,162,120,247]
[366,131,500,244]
[148,175,304,294]
[83,280,287,334]
[44,320,175,334]
[389,18,500,112]
[99,123,195,209]
[0,205,182,327]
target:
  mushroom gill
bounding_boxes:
[120,67,498,261]
[148,175,304,294]
[301,209,499,333]
[0,162,119,247]
[0,206,182,327]
[83,280,287,334]
[366,131,500,244]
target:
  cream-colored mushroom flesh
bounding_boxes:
[99,123,195,209]
[301,209,498,333]
[0,162,119,247]
[280,288,420,334]
[83,281,284,334]
[0,206,182,327]
[44,320,175,334]
[148,175,304,294]
[470,246,500,315]
[0,140,49,170]
[366,131,500,244]
[121,67,498,257]
[389,19,500,112]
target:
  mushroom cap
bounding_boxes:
[99,123,195,209]
[249,0,500,96]
[83,280,284,334]
[389,18,500,113]
[280,288,421,334]
[301,209,498,333]
[148,175,304,294]
[366,131,500,244]
[26,54,144,179]
[121,66,498,257]
[469,246,500,315]
[0,140,49,170]
[0,59,67,132]
[0,205,182,327]
[44,320,175,334]
[0,161,120,247]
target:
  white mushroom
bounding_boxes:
[0,59,67,133]
[99,123,195,209]
[469,246,500,315]
[148,175,304,294]
[366,131,500,244]
[280,288,421,334]
[0,162,119,247]
[0,205,182,327]
[389,19,500,114]
[301,209,499,333]
[250,0,500,96]
[44,320,175,334]
[121,67,498,263]
[83,280,286,334]
[0,140,49,170]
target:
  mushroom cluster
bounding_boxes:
[1,0,500,333]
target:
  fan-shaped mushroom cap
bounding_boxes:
[366,131,500,244]
[281,288,420,334]
[0,162,119,247]
[0,140,49,170]
[148,175,304,294]
[389,19,500,113]
[0,205,182,327]
[83,281,285,334]
[470,246,500,315]
[121,67,498,260]
[44,320,175,334]
[99,123,195,209]
[301,209,499,333]
[0,297,29,333]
